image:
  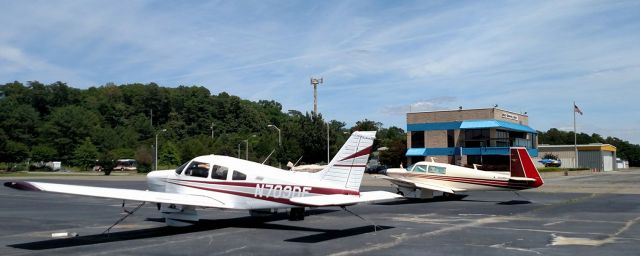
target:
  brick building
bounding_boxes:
[406,108,538,170]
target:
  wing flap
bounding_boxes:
[4,181,228,208]
[289,191,401,206]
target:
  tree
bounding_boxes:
[135,145,153,173]
[31,145,57,163]
[351,119,382,132]
[40,106,101,160]
[0,141,30,170]
[72,138,99,171]
[159,141,181,167]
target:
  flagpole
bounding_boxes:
[574,101,578,168]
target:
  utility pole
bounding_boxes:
[155,129,167,170]
[310,77,323,116]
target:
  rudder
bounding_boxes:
[510,147,544,188]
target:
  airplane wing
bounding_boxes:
[375,175,465,194]
[4,181,229,209]
[289,191,402,207]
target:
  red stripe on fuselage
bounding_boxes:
[166,179,359,196]
[166,181,307,206]
[400,173,534,190]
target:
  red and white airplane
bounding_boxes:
[377,148,544,199]
[5,131,401,226]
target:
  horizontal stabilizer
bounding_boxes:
[4,181,228,208]
[509,177,536,182]
[289,191,401,206]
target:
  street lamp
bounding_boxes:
[155,129,167,171]
[267,124,281,147]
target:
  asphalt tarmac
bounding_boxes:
[1,170,639,255]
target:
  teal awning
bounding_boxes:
[408,119,536,133]
[406,148,427,156]
[460,120,536,133]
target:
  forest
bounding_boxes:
[0,81,406,171]
[0,81,638,172]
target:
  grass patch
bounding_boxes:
[539,167,590,172]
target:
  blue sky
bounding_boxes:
[1,0,639,143]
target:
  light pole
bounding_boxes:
[155,129,167,171]
[267,124,281,147]
[237,142,242,158]
[310,77,323,116]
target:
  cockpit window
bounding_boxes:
[413,164,427,173]
[211,165,228,180]
[184,161,210,178]
[175,161,189,175]
[232,171,247,180]
[428,165,446,174]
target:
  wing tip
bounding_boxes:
[4,181,41,191]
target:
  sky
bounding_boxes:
[1,0,639,143]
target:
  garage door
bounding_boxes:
[603,152,614,171]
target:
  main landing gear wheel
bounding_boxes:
[288,207,305,221]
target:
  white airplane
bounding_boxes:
[5,131,401,227]
[377,147,543,199]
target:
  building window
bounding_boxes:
[447,130,455,147]
[464,129,489,147]
[411,131,425,148]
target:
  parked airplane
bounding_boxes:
[5,131,401,227]
[377,147,543,199]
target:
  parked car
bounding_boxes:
[539,159,562,167]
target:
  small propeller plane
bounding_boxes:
[5,131,401,227]
[377,147,544,199]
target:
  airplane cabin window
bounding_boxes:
[211,165,229,180]
[428,166,446,174]
[232,171,247,180]
[184,161,210,178]
[413,165,427,173]
[175,162,189,175]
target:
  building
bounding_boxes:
[406,107,537,170]
[535,144,617,171]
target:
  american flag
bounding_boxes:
[574,104,583,115]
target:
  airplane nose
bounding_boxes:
[147,171,169,192]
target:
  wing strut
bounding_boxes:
[340,206,379,232]
[103,201,146,235]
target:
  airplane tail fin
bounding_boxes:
[315,131,376,191]
[510,147,544,188]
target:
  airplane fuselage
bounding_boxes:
[147,155,359,210]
